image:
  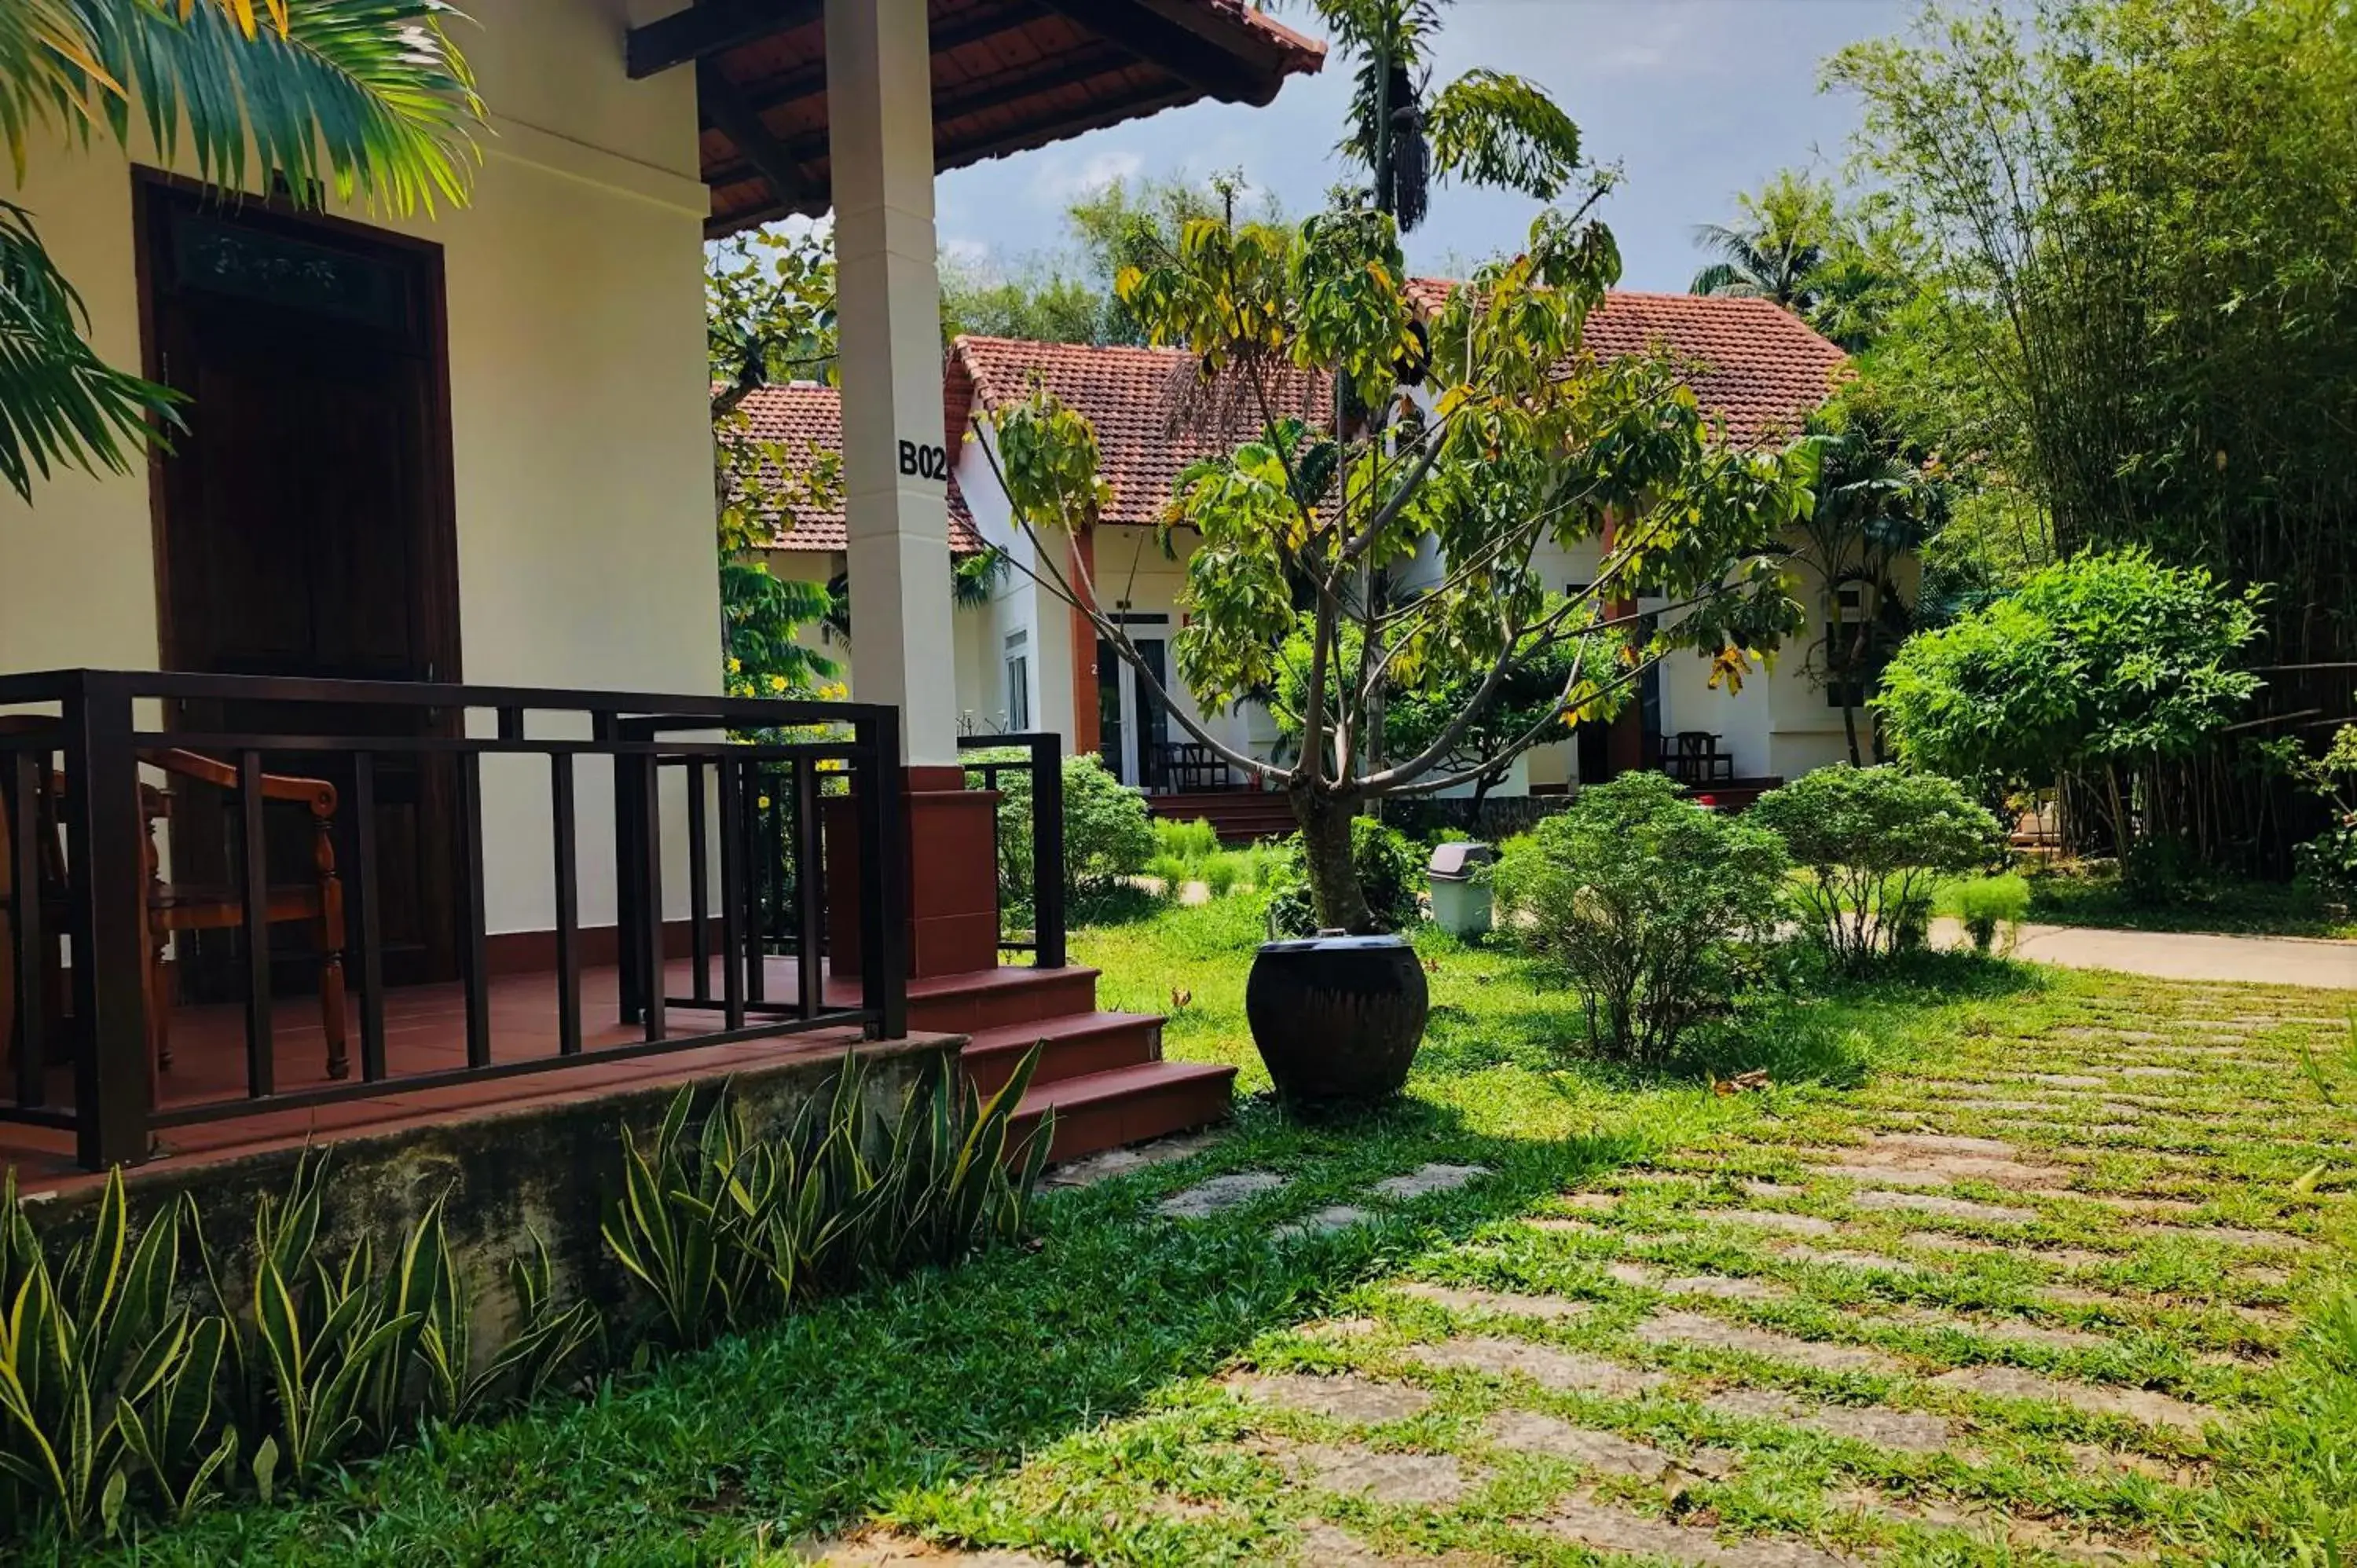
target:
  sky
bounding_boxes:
[933,0,1919,292]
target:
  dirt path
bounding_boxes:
[1933,918,2357,989]
[824,980,2351,1565]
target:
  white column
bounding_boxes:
[827,0,957,765]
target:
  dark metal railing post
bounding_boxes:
[715,757,746,1031]
[1030,733,1067,969]
[9,747,46,1110]
[855,712,907,1040]
[793,756,824,1019]
[685,760,710,1005]
[457,749,491,1068]
[63,673,152,1169]
[550,753,582,1055]
[741,760,767,1002]
[350,753,388,1082]
[607,714,642,1024]
[637,751,665,1043]
[236,749,275,1097]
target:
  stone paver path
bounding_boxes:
[1932,918,2357,987]
[826,980,2350,1565]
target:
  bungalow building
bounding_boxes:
[0,1,1325,1191]
[751,289,1868,837]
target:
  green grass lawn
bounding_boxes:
[57,899,2357,1566]
[1958,866,2357,942]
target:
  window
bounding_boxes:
[1003,630,1030,731]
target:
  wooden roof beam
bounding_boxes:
[1032,0,1280,105]
[629,0,823,80]
[697,58,819,214]
[702,41,1140,196]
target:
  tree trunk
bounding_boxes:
[1295,786,1376,934]
[1839,698,1863,768]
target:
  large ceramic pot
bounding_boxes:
[1244,933,1429,1108]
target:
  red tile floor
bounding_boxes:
[2,958,889,1194]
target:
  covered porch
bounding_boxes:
[0,2,1317,1185]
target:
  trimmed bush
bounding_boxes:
[1490,772,1789,1064]
[990,753,1157,917]
[1751,765,2003,968]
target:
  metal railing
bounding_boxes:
[955,732,1065,970]
[0,669,906,1171]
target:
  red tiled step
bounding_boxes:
[1011,1061,1237,1164]
[902,963,1102,1035]
[964,1010,1163,1097]
[1147,790,1296,846]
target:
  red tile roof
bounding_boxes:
[948,335,1332,526]
[1406,280,1848,448]
[728,383,985,554]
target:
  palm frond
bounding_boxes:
[1425,69,1582,202]
[0,200,180,499]
[72,0,482,216]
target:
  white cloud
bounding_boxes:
[1028,147,1146,205]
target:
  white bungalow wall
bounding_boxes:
[0,0,723,936]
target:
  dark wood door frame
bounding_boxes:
[132,168,464,684]
[134,170,467,987]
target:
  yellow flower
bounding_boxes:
[768,673,789,694]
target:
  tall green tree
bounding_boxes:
[1690,170,1836,311]
[1827,0,2357,871]
[1,0,480,500]
[1280,0,1584,232]
[1798,404,1948,764]
[984,200,1816,932]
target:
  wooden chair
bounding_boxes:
[0,723,350,1083]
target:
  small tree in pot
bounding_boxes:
[981,202,1820,933]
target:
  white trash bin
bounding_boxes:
[1426,842,1496,938]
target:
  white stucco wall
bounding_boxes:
[0,0,722,936]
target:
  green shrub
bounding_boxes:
[604,1050,1049,1351]
[1144,852,1191,899]
[1952,874,2031,955]
[1153,816,1220,865]
[989,753,1157,917]
[1202,855,1242,899]
[1265,817,1424,937]
[0,1159,596,1544]
[1751,765,2003,969]
[1490,771,1789,1064]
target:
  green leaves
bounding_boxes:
[0,200,181,500]
[603,1057,1054,1351]
[1491,771,1792,1064]
[0,1171,221,1538]
[71,1,481,218]
[1751,764,2004,968]
[1424,68,1583,201]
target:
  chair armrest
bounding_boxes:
[145,748,339,819]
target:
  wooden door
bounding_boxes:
[142,181,461,989]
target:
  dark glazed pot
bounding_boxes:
[1245,934,1429,1108]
